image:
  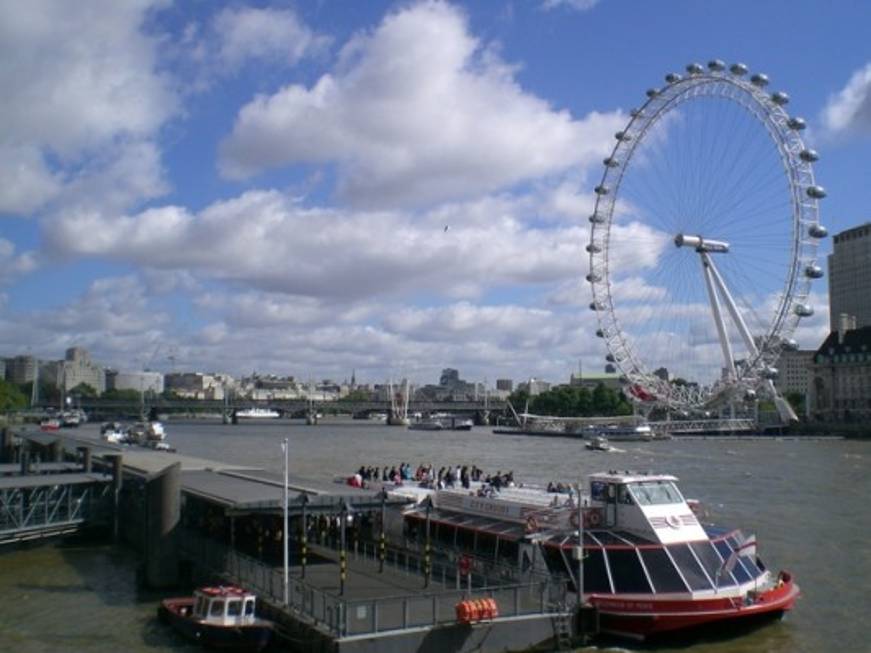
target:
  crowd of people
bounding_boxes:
[348,463,517,491]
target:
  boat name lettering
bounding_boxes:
[464,498,512,516]
[597,600,653,611]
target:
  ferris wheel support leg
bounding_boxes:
[704,253,759,357]
[766,379,799,423]
[700,254,736,380]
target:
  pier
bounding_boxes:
[4,426,585,652]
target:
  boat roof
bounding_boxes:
[197,585,253,598]
[589,471,679,484]
[407,508,527,540]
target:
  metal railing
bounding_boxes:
[179,529,565,638]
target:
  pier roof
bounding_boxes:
[181,469,411,514]
[0,472,111,490]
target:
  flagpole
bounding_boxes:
[283,437,289,606]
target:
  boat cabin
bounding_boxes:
[191,586,258,626]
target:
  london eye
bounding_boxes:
[586,60,828,420]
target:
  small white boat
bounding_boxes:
[585,435,612,451]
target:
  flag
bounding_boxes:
[716,534,757,588]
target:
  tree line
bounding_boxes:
[508,383,633,418]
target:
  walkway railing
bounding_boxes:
[179,529,565,637]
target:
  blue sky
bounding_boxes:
[1,0,869,385]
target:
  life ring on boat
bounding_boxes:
[525,515,540,533]
[665,515,682,529]
[587,510,602,528]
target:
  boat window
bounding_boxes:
[209,599,225,617]
[691,541,736,588]
[713,540,749,584]
[244,599,255,616]
[456,527,475,551]
[606,549,652,593]
[628,481,683,506]
[497,537,518,562]
[741,554,764,579]
[592,532,630,546]
[640,548,688,593]
[666,544,711,590]
[583,548,613,594]
[590,481,607,501]
[616,485,634,505]
[615,530,653,544]
[477,531,498,557]
[227,599,242,617]
[195,596,206,616]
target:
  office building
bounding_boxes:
[807,323,871,421]
[828,222,871,330]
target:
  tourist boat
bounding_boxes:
[100,422,129,444]
[384,470,798,641]
[127,420,166,442]
[591,423,656,441]
[158,585,273,652]
[409,414,474,431]
[585,435,611,451]
[236,407,281,419]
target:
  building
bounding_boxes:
[106,370,165,394]
[807,324,871,422]
[773,350,815,416]
[165,372,225,400]
[6,355,37,385]
[56,347,105,395]
[518,378,551,396]
[569,372,623,392]
[495,379,513,393]
[828,222,871,330]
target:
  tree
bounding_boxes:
[0,380,28,412]
[69,383,98,398]
[102,388,143,402]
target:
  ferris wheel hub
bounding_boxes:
[673,233,730,253]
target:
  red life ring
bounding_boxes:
[525,515,539,533]
[587,510,602,528]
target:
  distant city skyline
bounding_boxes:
[1,1,869,384]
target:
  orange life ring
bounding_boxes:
[587,510,602,528]
[525,515,539,533]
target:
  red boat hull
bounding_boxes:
[589,572,799,640]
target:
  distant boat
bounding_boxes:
[409,414,474,431]
[236,407,281,419]
[585,434,612,451]
[40,418,61,432]
[592,423,655,441]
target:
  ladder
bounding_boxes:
[551,610,573,651]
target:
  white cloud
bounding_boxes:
[0,0,176,216]
[46,188,594,300]
[213,6,330,70]
[821,62,871,136]
[541,0,600,11]
[219,1,623,207]
[0,239,38,284]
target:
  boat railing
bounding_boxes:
[179,528,566,637]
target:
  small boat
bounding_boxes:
[40,418,61,432]
[585,435,612,451]
[158,585,273,652]
[101,422,129,444]
[593,423,655,441]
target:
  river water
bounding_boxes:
[1,419,868,653]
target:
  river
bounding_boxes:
[1,419,867,653]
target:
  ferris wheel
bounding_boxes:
[586,60,828,420]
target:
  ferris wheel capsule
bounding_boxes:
[665,72,682,84]
[800,149,819,162]
[806,185,826,199]
[809,224,828,238]
[686,63,704,75]
[750,73,769,87]
[707,59,726,71]
[794,304,814,317]
[787,117,807,130]
[804,264,824,279]
[646,88,660,98]
[730,62,748,75]
[586,243,602,253]
[771,91,790,105]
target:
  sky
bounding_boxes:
[1,0,869,387]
